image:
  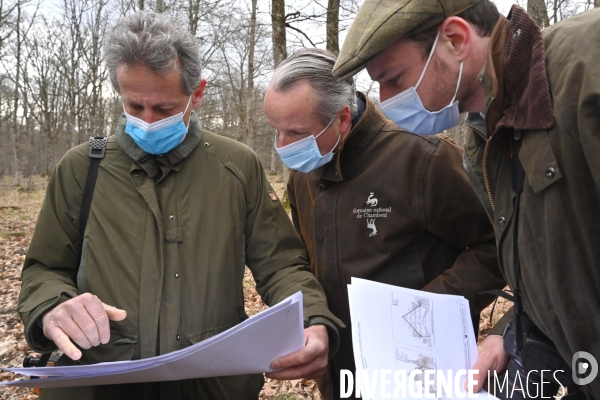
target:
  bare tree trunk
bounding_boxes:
[271,0,287,69]
[0,0,20,52]
[527,0,550,27]
[188,0,200,36]
[245,0,257,149]
[83,0,109,137]
[326,0,340,54]
[270,0,289,196]
[10,1,21,185]
[270,0,287,174]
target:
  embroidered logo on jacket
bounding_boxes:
[353,192,392,237]
[366,192,378,207]
[367,219,378,237]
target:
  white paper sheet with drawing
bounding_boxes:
[347,278,499,399]
[0,291,304,389]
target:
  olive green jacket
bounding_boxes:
[464,7,600,398]
[18,113,342,400]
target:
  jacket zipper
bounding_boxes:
[473,179,494,228]
[463,152,494,228]
[464,104,496,224]
[483,139,495,212]
[482,97,496,212]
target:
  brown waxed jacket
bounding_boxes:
[463,6,600,398]
[17,113,343,400]
[288,94,505,399]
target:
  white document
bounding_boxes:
[1,291,304,388]
[347,278,498,399]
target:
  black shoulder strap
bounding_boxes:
[27,137,108,371]
[511,129,526,353]
[78,137,107,262]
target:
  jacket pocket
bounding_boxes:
[54,335,138,366]
[520,129,562,193]
[188,315,246,345]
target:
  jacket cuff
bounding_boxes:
[302,304,344,327]
[489,306,514,336]
[305,315,341,360]
[25,290,79,353]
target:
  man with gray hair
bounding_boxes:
[18,11,343,399]
[264,48,505,399]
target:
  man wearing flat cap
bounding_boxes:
[335,0,600,398]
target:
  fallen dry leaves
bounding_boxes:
[0,177,47,400]
[0,175,508,400]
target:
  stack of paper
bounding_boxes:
[347,278,498,399]
[1,291,304,389]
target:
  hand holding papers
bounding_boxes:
[1,292,304,389]
[346,278,499,399]
[267,324,330,380]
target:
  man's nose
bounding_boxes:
[378,86,397,103]
[277,133,295,148]
[141,112,159,124]
[135,108,160,124]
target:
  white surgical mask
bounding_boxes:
[380,32,463,135]
[274,116,341,173]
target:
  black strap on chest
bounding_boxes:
[25,137,107,372]
[77,137,107,271]
[511,129,525,352]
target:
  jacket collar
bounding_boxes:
[484,5,554,137]
[116,112,203,170]
[318,92,387,186]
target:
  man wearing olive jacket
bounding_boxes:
[264,48,505,399]
[18,12,342,400]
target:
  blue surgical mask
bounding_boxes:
[380,32,463,135]
[123,95,193,155]
[274,116,341,173]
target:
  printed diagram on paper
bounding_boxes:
[395,347,449,400]
[392,292,433,349]
[391,292,448,400]
[347,278,498,399]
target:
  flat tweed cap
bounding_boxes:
[333,0,480,79]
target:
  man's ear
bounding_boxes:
[438,16,472,62]
[191,79,207,108]
[339,105,353,136]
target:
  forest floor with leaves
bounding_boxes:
[0,175,510,400]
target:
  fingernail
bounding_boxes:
[271,361,279,369]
